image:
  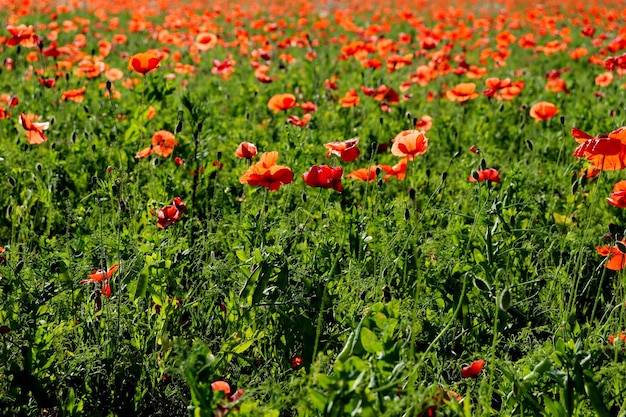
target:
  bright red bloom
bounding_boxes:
[6,25,39,48]
[82,264,120,284]
[128,52,161,75]
[235,142,258,159]
[572,127,626,171]
[81,263,120,299]
[240,151,294,191]
[607,181,626,208]
[291,355,304,369]
[461,359,484,378]
[391,130,428,161]
[152,197,186,228]
[302,165,343,192]
[324,137,360,162]
[469,168,500,183]
[61,87,87,103]
[212,59,235,79]
[287,113,312,127]
[609,331,626,344]
[38,78,56,89]
[597,240,626,270]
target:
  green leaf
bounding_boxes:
[360,327,384,354]
[134,267,149,300]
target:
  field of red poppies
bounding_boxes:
[4,0,626,415]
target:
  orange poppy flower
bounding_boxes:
[240,151,294,191]
[61,86,87,102]
[324,137,360,162]
[529,101,558,122]
[127,52,161,75]
[339,89,360,107]
[597,240,626,270]
[607,180,626,208]
[195,33,218,51]
[302,165,343,192]
[235,142,258,159]
[545,79,569,94]
[595,72,614,87]
[345,166,378,182]
[391,130,428,160]
[415,115,433,131]
[572,127,626,171]
[136,130,178,159]
[19,113,49,145]
[267,93,297,113]
[446,82,479,102]
[378,158,408,181]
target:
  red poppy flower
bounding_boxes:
[324,137,360,162]
[302,165,343,192]
[461,359,484,378]
[212,59,236,79]
[136,130,178,159]
[597,240,626,270]
[607,181,626,208]
[529,101,558,122]
[38,78,56,88]
[19,113,49,145]
[291,355,304,369]
[391,130,428,160]
[469,168,500,183]
[128,52,161,75]
[82,264,120,284]
[572,127,626,171]
[287,113,312,127]
[267,94,297,113]
[240,151,294,191]
[81,263,120,299]
[236,142,258,159]
[609,331,626,344]
[373,85,400,104]
[152,197,186,229]
[6,25,39,48]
